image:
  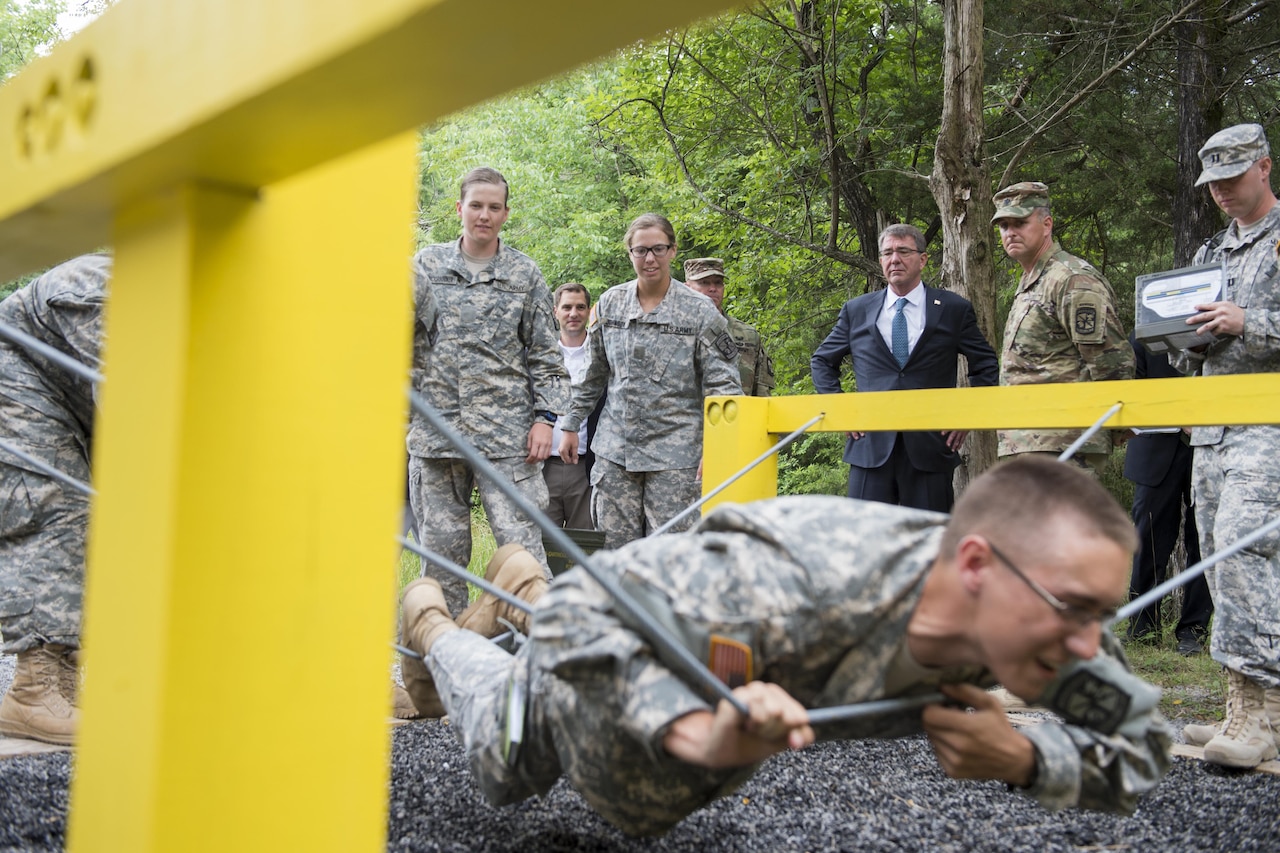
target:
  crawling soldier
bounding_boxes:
[400,456,1170,836]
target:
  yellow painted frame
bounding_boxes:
[0,1,743,851]
[702,374,1280,510]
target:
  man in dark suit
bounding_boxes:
[1124,332,1213,654]
[811,224,999,512]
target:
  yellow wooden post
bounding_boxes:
[702,396,776,511]
[69,133,419,852]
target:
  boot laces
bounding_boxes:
[33,648,77,716]
[1223,675,1263,741]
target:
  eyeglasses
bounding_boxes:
[987,541,1117,628]
[629,244,674,258]
[879,248,924,259]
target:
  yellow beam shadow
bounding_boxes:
[0,0,741,281]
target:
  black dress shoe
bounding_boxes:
[1176,634,1204,656]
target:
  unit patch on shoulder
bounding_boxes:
[1074,305,1097,335]
[1052,670,1131,734]
[1069,290,1105,344]
[714,332,739,361]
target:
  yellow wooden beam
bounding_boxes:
[69,133,419,853]
[702,396,776,512]
[765,375,1280,433]
[0,0,741,282]
[703,375,1280,505]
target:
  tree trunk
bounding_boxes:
[930,0,998,496]
[1173,7,1225,266]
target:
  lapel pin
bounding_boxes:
[933,299,941,305]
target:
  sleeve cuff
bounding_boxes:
[1016,724,1082,810]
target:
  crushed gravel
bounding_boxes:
[1,656,1277,852]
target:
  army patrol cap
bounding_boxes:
[684,258,725,282]
[1195,123,1271,186]
[991,182,1051,223]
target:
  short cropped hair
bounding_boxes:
[942,456,1137,558]
[459,167,509,206]
[623,213,676,249]
[879,224,928,253]
[554,282,591,308]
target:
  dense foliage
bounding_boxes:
[418,0,1280,493]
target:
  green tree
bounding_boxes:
[0,0,63,83]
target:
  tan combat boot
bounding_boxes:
[399,578,458,719]
[456,544,548,638]
[0,643,79,745]
[1204,669,1278,768]
[1183,719,1221,748]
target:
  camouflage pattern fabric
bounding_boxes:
[589,458,699,549]
[562,279,742,473]
[0,254,109,654]
[407,239,569,460]
[726,315,774,397]
[998,241,1132,457]
[429,496,1171,836]
[409,455,550,617]
[1175,204,1280,688]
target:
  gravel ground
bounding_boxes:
[1,655,1277,852]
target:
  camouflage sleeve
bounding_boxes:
[563,315,609,431]
[522,276,571,417]
[1058,274,1133,383]
[1020,633,1172,815]
[699,312,744,398]
[754,345,775,397]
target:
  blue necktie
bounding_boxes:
[892,296,909,367]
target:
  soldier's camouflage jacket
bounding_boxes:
[0,254,108,651]
[1173,204,1280,439]
[999,241,1132,456]
[0,255,107,472]
[514,497,1170,833]
[563,280,741,472]
[726,315,774,397]
[408,240,569,459]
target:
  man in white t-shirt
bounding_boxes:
[543,282,594,529]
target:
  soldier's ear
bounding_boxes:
[954,535,991,595]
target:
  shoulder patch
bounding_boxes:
[1050,669,1131,735]
[1069,291,1106,345]
[714,332,739,361]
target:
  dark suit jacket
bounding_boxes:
[810,284,999,473]
[1124,332,1189,487]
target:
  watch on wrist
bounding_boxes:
[538,410,557,424]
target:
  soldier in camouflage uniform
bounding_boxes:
[684,258,775,396]
[559,216,741,549]
[399,457,1170,836]
[992,182,1133,475]
[0,254,110,745]
[1172,124,1280,768]
[409,167,569,615]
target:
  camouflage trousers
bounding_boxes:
[409,455,549,617]
[590,459,699,550]
[1193,427,1280,688]
[0,450,89,654]
[429,568,752,837]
